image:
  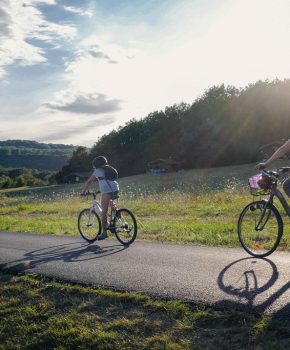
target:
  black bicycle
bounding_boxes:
[78,191,137,245]
[238,167,290,257]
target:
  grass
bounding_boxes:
[1,163,290,348]
[0,162,289,250]
[2,271,290,350]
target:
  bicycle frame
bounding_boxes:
[254,177,290,231]
[268,187,290,217]
[89,197,117,228]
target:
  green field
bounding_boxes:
[2,271,290,350]
[0,162,289,250]
[1,163,290,349]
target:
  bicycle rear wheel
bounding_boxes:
[114,208,137,245]
[78,209,101,242]
[238,201,283,257]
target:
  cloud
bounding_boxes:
[0,112,116,145]
[0,6,12,37]
[88,47,118,64]
[63,6,93,18]
[0,0,76,77]
[43,92,123,114]
[69,44,119,65]
[37,116,116,142]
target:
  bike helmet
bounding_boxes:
[92,156,107,168]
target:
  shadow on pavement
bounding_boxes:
[1,241,127,273]
[216,256,290,319]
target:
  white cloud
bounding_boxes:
[2,0,290,146]
[0,0,76,77]
[42,91,123,114]
[25,0,56,4]
[0,110,115,145]
[63,5,93,18]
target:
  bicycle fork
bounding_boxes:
[87,202,102,227]
[254,201,272,231]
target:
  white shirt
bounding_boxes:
[93,168,119,194]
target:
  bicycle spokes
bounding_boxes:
[238,201,282,257]
[78,209,101,242]
[253,204,272,231]
[114,208,137,245]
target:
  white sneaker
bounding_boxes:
[97,232,108,240]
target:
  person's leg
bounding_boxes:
[100,193,111,235]
[283,177,290,197]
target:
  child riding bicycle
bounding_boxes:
[81,156,119,240]
[257,139,290,197]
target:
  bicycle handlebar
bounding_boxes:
[261,167,290,178]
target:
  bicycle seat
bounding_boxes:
[111,193,120,200]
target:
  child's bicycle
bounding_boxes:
[238,167,290,257]
[78,191,137,245]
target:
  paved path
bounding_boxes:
[1,231,290,315]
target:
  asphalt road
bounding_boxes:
[2,231,290,316]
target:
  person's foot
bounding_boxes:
[97,232,108,240]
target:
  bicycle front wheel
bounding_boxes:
[238,201,283,257]
[78,209,101,242]
[114,208,137,245]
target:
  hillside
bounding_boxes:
[0,140,77,171]
[57,79,290,182]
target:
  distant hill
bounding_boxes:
[0,140,77,171]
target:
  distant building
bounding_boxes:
[147,158,180,174]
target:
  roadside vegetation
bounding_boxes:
[0,162,289,250]
[1,271,290,350]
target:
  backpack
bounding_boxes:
[101,165,118,181]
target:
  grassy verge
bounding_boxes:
[0,189,289,250]
[1,271,290,350]
[1,162,289,250]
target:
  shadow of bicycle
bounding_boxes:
[216,256,290,319]
[2,241,128,273]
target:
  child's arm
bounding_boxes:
[81,174,96,195]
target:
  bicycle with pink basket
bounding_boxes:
[238,167,290,257]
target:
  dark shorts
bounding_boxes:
[109,191,119,200]
[283,178,290,198]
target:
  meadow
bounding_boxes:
[1,162,289,250]
[1,164,290,349]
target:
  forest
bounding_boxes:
[0,141,76,188]
[0,168,56,189]
[56,79,290,182]
[0,140,76,171]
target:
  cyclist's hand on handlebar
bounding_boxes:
[256,162,266,170]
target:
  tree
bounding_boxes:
[14,176,26,188]
[0,175,12,189]
[57,79,290,181]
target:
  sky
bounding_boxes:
[0,0,290,147]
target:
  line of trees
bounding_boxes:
[57,79,290,182]
[0,140,74,150]
[0,141,77,171]
[0,168,56,189]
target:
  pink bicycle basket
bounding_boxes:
[248,174,270,196]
